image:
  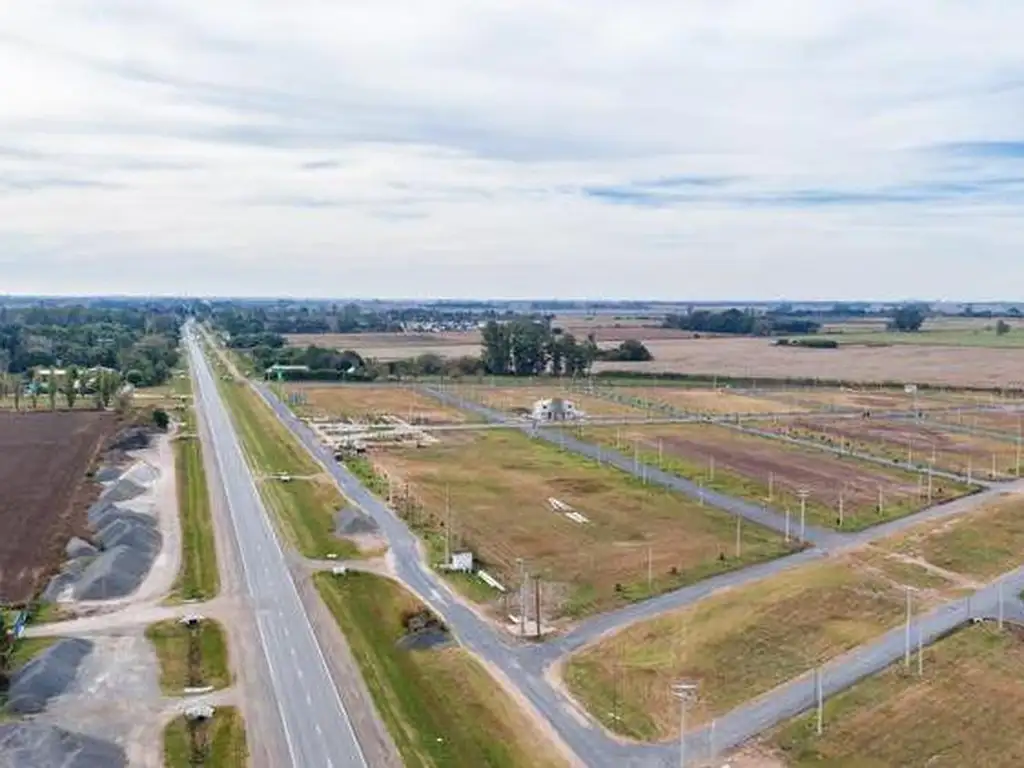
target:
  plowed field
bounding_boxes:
[0,411,117,603]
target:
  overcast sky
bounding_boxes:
[2,1,1023,300]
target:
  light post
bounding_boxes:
[904,585,918,668]
[671,681,698,768]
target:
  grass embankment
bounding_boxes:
[217,376,358,559]
[314,571,567,768]
[882,493,1024,580]
[772,623,1024,766]
[563,552,961,741]
[146,619,231,695]
[170,428,219,601]
[369,430,794,618]
[164,707,247,768]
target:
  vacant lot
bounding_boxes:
[0,411,118,603]
[576,423,972,530]
[612,387,808,415]
[286,383,470,424]
[371,430,792,617]
[930,407,1024,437]
[880,492,1024,581]
[766,416,1021,478]
[563,552,960,740]
[454,384,643,418]
[165,707,247,768]
[771,623,1024,767]
[590,337,1024,388]
[315,571,568,768]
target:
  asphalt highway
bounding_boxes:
[186,326,368,768]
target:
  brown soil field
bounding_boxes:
[453,384,644,418]
[578,423,971,530]
[285,383,470,424]
[0,411,118,603]
[929,408,1024,436]
[370,430,792,618]
[592,337,1024,388]
[613,387,808,415]
[766,416,1021,478]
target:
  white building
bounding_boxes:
[531,397,585,422]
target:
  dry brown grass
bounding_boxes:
[563,552,961,740]
[616,387,808,414]
[370,430,791,617]
[453,384,644,418]
[287,383,469,424]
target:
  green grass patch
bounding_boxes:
[314,571,567,768]
[771,623,1024,766]
[169,433,219,602]
[164,706,247,768]
[146,619,231,695]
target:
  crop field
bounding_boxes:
[0,411,118,603]
[563,551,962,740]
[285,383,470,424]
[879,492,1024,581]
[770,623,1024,767]
[572,423,974,530]
[452,384,644,418]
[764,416,1022,478]
[369,430,793,617]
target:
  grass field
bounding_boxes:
[812,327,1024,348]
[572,423,975,531]
[766,416,1022,478]
[371,430,793,618]
[770,623,1024,766]
[614,386,809,415]
[145,619,231,695]
[164,707,247,768]
[218,378,358,559]
[563,552,961,740]
[453,383,645,418]
[285,383,471,424]
[169,430,219,602]
[880,492,1024,581]
[314,571,567,768]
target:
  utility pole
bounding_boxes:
[784,506,791,542]
[999,581,1005,630]
[534,576,542,639]
[904,586,916,668]
[517,558,526,638]
[798,488,809,541]
[709,455,715,482]
[768,472,774,502]
[815,667,824,735]
[992,451,998,480]
[698,480,705,507]
[735,516,742,559]
[445,484,452,566]
[658,439,664,468]
[838,489,844,528]
[671,681,697,768]
[927,464,934,503]
[633,440,639,475]
[877,485,884,515]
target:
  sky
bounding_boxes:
[1,1,1023,301]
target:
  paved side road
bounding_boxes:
[186,328,368,768]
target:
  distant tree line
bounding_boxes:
[662,309,821,336]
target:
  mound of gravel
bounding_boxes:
[6,639,93,715]
[107,427,151,452]
[0,722,125,768]
[98,478,146,504]
[334,507,380,536]
[93,466,122,483]
[64,538,97,560]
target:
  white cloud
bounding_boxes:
[0,0,1023,299]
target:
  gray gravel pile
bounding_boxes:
[0,722,125,768]
[107,427,150,452]
[334,506,380,536]
[41,460,162,602]
[6,639,93,715]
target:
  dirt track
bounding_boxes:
[0,411,117,603]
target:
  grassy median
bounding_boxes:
[146,619,231,695]
[170,429,219,602]
[314,571,567,768]
[164,707,247,768]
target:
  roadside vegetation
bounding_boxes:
[314,571,567,768]
[771,623,1024,766]
[164,707,247,768]
[563,552,961,740]
[146,619,231,695]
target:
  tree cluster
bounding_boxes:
[480,319,601,376]
[887,305,928,332]
[662,309,820,336]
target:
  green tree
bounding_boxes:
[11,374,21,411]
[48,373,57,411]
[888,305,927,332]
[997,319,1011,336]
[152,408,170,430]
[62,366,79,409]
[509,319,550,376]
[481,321,512,375]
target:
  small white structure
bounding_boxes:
[531,397,585,422]
[450,551,474,573]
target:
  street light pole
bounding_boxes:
[671,681,698,768]
[904,586,917,668]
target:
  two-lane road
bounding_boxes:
[186,326,367,768]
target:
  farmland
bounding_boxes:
[571,423,974,530]
[369,430,793,617]
[770,623,1024,767]
[764,416,1022,478]
[563,551,961,740]
[284,383,470,424]
[0,411,118,603]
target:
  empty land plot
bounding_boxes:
[770,623,1024,767]
[611,386,812,415]
[766,416,1021,478]
[370,430,792,617]
[574,423,973,530]
[0,411,117,603]
[929,407,1024,437]
[287,383,470,424]
[563,552,961,741]
[879,492,1024,581]
[454,384,644,418]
